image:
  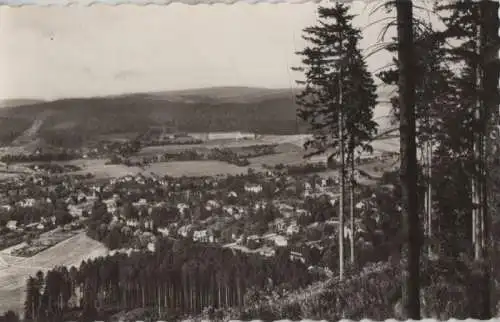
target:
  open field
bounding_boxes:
[0,232,108,315]
[249,151,307,168]
[259,134,311,147]
[0,136,400,182]
[370,137,399,153]
[145,161,248,177]
[61,158,143,179]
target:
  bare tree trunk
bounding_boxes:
[478,1,498,317]
[473,7,483,260]
[427,140,433,257]
[338,63,345,281]
[396,0,420,319]
[420,144,428,247]
[349,143,355,264]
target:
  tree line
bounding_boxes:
[294,0,499,319]
[23,238,313,322]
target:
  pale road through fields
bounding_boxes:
[0,232,108,315]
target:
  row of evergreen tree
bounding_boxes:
[24,238,312,322]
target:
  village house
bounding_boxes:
[0,205,12,212]
[157,227,170,236]
[103,199,118,214]
[18,198,36,208]
[6,220,17,230]
[135,175,146,185]
[76,191,90,203]
[68,205,83,217]
[246,235,262,249]
[126,218,139,228]
[270,218,287,233]
[205,200,220,211]
[177,203,189,215]
[355,201,366,210]
[286,222,300,236]
[25,222,39,231]
[258,248,276,257]
[142,218,154,230]
[264,233,288,247]
[41,216,56,226]
[222,205,235,216]
[178,224,193,238]
[253,201,268,211]
[244,183,263,194]
[132,198,148,208]
[158,178,169,186]
[296,208,310,217]
[193,229,215,243]
[290,251,306,264]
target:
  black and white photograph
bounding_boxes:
[0,0,498,321]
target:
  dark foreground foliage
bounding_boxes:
[226,257,499,321]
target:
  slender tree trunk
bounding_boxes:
[427,140,433,257]
[479,1,498,317]
[349,142,355,264]
[396,0,420,319]
[421,144,428,249]
[157,286,161,317]
[338,65,345,281]
[473,5,483,260]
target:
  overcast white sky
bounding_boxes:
[0,2,437,100]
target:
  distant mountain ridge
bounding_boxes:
[0,86,394,150]
[0,99,45,108]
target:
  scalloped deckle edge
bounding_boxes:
[0,0,384,6]
[182,319,500,322]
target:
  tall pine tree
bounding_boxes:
[294,3,378,277]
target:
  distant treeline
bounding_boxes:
[27,163,82,173]
[0,152,81,163]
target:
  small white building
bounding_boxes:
[158,227,170,236]
[147,242,156,252]
[193,230,214,243]
[290,251,306,263]
[271,218,287,233]
[103,199,117,214]
[133,198,148,208]
[6,220,17,230]
[177,203,189,215]
[178,225,193,238]
[286,223,300,236]
[68,205,83,218]
[126,219,139,228]
[19,198,36,208]
[245,184,263,194]
[0,205,12,212]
